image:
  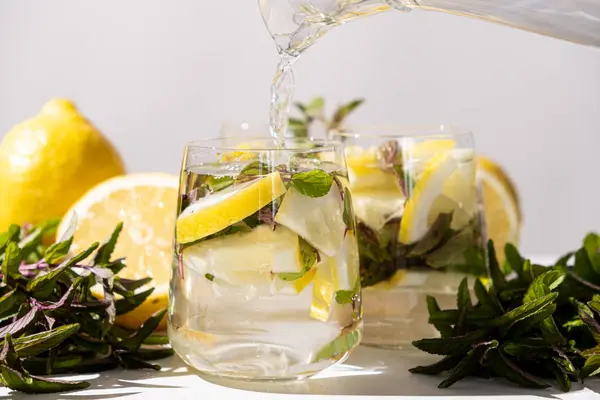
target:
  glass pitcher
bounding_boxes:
[259,0,600,57]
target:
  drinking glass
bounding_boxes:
[329,125,487,348]
[169,137,362,380]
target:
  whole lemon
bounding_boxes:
[0,99,126,232]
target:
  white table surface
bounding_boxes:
[4,254,597,400]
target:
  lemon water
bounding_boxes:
[169,162,362,379]
[342,140,486,347]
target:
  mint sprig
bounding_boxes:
[0,221,172,394]
[411,233,600,392]
[288,97,365,138]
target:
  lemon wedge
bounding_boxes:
[345,146,401,194]
[274,184,345,257]
[352,192,405,232]
[57,173,179,330]
[176,172,287,244]
[182,225,301,292]
[310,233,359,323]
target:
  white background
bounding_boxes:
[0,0,598,255]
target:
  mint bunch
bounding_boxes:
[411,234,600,392]
[0,220,172,394]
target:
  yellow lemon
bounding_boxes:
[310,232,359,322]
[176,172,287,244]
[0,98,125,232]
[399,153,460,244]
[57,173,179,331]
[406,139,456,161]
[477,156,522,262]
[345,146,402,194]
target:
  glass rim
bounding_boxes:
[185,136,343,153]
[330,124,473,140]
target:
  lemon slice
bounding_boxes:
[274,184,345,257]
[182,224,301,289]
[176,172,287,244]
[57,173,179,330]
[399,153,459,244]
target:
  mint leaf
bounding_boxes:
[314,329,360,362]
[487,240,507,290]
[474,279,503,315]
[291,169,333,198]
[438,340,499,388]
[116,287,154,315]
[334,290,355,305]
[2,242,22,282]
[237,161,272,181]
[277,238,318,281]
[331,99,364,128]
[491,292,557,330]
[94,222,123,266]
[582,354,600,378]
[409,354,462,375]
[454,277,472,335]
[207,175,234,192]
[412,329,489,356]
[12,324,80,358]
[584,233,600,274]
[426,296,453,338]
[44,237,73,264]
[486,348,550,389]
[117,309,167,352]
[0,364,90,394]
[0,225,21,254]
[342,187,356,232]
[504,243,524,275]
[410,212,453,256]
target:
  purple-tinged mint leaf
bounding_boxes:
[0,307,37,338]
[30,279,82,311]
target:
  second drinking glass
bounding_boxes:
[169,137,362,380]
[330,125,487,348]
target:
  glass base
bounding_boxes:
[172,340,351,381]
[361,271,475,348]
[169,323,359,380]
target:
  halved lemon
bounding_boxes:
[176,171,287,244]
[274,184,346,258]
[57,173,179,330]
[477,156,521,262]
